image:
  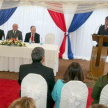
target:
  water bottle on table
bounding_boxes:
[40,38,43,45]
[16,36,18,40]
[2,35,4,41]
[29,37,31,44]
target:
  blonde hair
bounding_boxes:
[8,96,36,108]
[90,104,108,108]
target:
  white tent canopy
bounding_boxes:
[0,0,108,13]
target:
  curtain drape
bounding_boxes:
[68,12,93,32]
[67,33,74,59]
[0,7,17,26]
[69,9,108,60]
[67,11,93,59]
[48,10,67,58]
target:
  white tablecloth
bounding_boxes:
[0,42,59,76]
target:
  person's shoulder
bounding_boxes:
[100,25,105,28]
[56,79,63,84]
[98,76,103,79]
[17,30,22,33]
[96,76,103,82]
[42,65,53,73]
[43,65,53,70]
[55,79,64,87]
[8,30,12,32]
[0,29,4,32]
[20,64,31,69]
[20,64,30,67]
[101,75,108,80]
[26,32,31,34]
[101,25,105,27]
[25,32,31,35]
[35,33,40,36]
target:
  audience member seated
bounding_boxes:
[91,74,108,105]
[89,104,107,108]
[51,62,84,108]
[8,96,36,108]
[6,23,23,41]
[18,47,55,108]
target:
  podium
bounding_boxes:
[88,35,108,80]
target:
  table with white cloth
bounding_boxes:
[0,42,59,76]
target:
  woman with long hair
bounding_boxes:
[51,62,84,108]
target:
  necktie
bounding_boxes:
[105,26,107,31]
[14,31,15,35]
[31,34,33,43]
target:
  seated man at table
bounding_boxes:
[18,47,55,108]
[6,23,23,41]
[24,26,40,43]
[0,29,5,40]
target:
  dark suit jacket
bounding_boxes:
[0,29,5,40]
[97,25,108,47]
[24,32,40,43]
[6,30,23,41]
[18,62,55,108]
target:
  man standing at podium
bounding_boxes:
[96,16,108,47]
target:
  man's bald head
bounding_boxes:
[12,23,18,31]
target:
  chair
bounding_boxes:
[99,84,108,106]
[45,33,55,44]
[59,81,88,108]
[21,73,47,108]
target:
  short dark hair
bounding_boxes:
[31,47,44,62]
[105,16,108,20]
[63,62,84,83]
[30,26,36,30]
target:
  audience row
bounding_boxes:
[0,46,104,108]
[17,47,108,108]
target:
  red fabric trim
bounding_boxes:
[48,10,67,58]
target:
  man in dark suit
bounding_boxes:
[0,29,5,40]
[24,26,40,43]
[18,47,55,108]
[6,24,23,41]
[97,16,108,47]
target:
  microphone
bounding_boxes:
[93,24,102,35]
